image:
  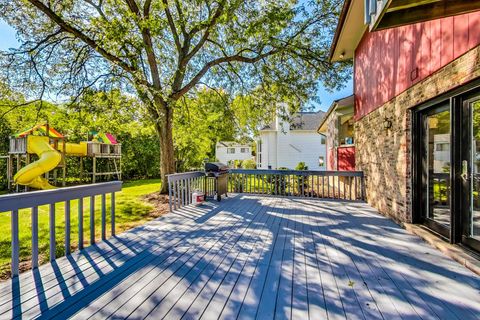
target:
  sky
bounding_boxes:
[0,20,352,112]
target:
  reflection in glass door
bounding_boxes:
[426,108,451,231]
[469,98,480,242]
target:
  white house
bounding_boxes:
[215,141,252,166]
[256,111,327,170]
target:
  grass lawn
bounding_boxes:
[0,179,162,279]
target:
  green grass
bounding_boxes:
[0,179,161,278]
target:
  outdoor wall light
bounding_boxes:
[339,51,345,59]
[383,117,393,130]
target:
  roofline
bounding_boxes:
[317,94,354,133]
[329,0,353,62]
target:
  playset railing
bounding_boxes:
[167,169,365,212]
[0,181,122,276]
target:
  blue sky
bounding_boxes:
[0,20,352,111]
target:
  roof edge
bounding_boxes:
[328,0,353,62]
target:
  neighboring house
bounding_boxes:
[215,141,252,166]
[330,1,480,251]
[317,95,355,171]
[256,111,326,170]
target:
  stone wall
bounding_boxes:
[355,46,480,223]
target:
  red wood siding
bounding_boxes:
[354,11,480,120]
[337,146,355,171]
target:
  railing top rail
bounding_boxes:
[229,169,364,177]
[167,171,205,182]
[0,181,122,212]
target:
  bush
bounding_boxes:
[295,162,308,171]
[241,159,256,169]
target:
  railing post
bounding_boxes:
[31,207,38,269]
[49,203,56,262]
[111,192,115,236]
[78,198,84,250]
[65,200,71,255]
[11,209,19,277]
[361,173,366,201]
[101,194,106,240]
[90,196,95,245]
[168,178,173,212]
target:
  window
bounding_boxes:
[241,148,249,153]
[435,143,450,152]
[319,156,325,167]
[338,113,354,145]
[321,136,326,145]
[227,148,235,154]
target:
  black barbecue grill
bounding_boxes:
[204,162,229,201]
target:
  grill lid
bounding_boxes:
[205,162,229,173]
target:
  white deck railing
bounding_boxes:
[0,181,122,276]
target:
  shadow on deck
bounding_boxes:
[0,194,479,320]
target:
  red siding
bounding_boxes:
[354,11,480,120]
[337,146,355,171]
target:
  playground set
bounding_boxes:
[3,124,121,191]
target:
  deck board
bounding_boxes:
[1,195,480,320]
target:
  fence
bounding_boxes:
[0,181,122,276]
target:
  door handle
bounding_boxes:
[461,160,468,182]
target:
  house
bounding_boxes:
[256,111,326,170]
[330,0,480,252]
[317,95,355,171]
[215,141,252,166]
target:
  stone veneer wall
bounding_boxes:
[355,46,480,223]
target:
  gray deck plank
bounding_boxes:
[149,201,278,320]
[0,195,479,320]
[178,208,266,319]
[217,198,284,320]
[70,197,253,319]
[122,196,266,319]
[196,199,277,319]
[246,198,290,319]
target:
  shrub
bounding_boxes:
[242,159,256,169]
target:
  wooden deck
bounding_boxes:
[1,194,480,320]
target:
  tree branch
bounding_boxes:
[161,0,182,52]
[26,0,144,83]
[124,0,163,93]
[171,49,279,100]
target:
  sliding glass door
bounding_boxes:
[464,96,480,250]
[415,88,480,250]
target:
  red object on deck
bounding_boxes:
[354,11,480,120]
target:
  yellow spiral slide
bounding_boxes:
[14,135,87,189]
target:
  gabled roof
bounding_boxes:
[261,111,326,132]
[317,95,354,133]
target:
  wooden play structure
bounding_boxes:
[4,124,121,191]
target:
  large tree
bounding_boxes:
[0,0,349,193]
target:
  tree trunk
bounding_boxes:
[153,102,175,194]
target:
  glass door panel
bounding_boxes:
[426,109,451,229]
[469,98,480,241]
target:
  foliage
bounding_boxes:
[295,162,308,170]
[173,88,236,171]
[241,159,256,169]
[0,0,352,192]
